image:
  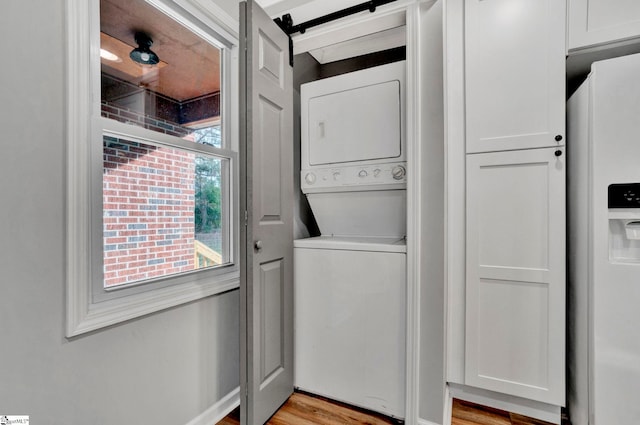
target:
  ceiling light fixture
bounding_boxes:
[129,32,160,65]
[100,48,121,62]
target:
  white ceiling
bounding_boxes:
[257,0,315,15]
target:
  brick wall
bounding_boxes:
[101,73,221,128]
[101,101,192,138]
[103,136,196,287]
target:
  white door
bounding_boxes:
[240,1,294,424]
[465,147,565,405]
[464,0,565,153]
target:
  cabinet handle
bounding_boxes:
[555,150,562,157]
[555,135,563,142]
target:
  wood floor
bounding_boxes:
[217,392,396,424]
[451,399,558,425]
[216,392,559,425]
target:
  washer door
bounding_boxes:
[294,247,407,418]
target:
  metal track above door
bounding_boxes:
[274,0,397,35]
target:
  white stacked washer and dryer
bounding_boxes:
[293,60,407,419]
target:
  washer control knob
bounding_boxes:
[304,172,316,185]
[358,169,368,178]
[392,165,406,180]
[373,168,381,177]
[333,171,341,181]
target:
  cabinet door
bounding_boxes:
[465,148,565,405]
[465,0,565,153]
[569,0,640,51]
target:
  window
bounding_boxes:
[101,136,231,289]
[66,0,240,336]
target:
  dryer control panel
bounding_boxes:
[301,162,407,193]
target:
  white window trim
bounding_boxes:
[94,119,238,303]
[65,0,240,337]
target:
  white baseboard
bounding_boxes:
[442,384,453,425]
[418,419,442,425]
[447,383,562,425]
[184,386,240,425]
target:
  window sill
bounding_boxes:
[67,270,239,337]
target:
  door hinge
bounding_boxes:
[241,384,248,400]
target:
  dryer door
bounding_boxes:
[301,61,406,168]
[308,79,401,165]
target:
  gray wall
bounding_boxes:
[318,46,406,79]
[0,1,240,424]
[292,53,321,239]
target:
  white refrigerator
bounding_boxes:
[568,53,640,425]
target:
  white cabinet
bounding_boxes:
[465,0,565,153]
[569,0,640,51]
[465,147,565,405]
[461,1,567,406]
[445,0,566,417]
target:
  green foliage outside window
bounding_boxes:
[194,156,221,233]
[193,126,223,254]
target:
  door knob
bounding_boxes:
[254,240,263,251]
